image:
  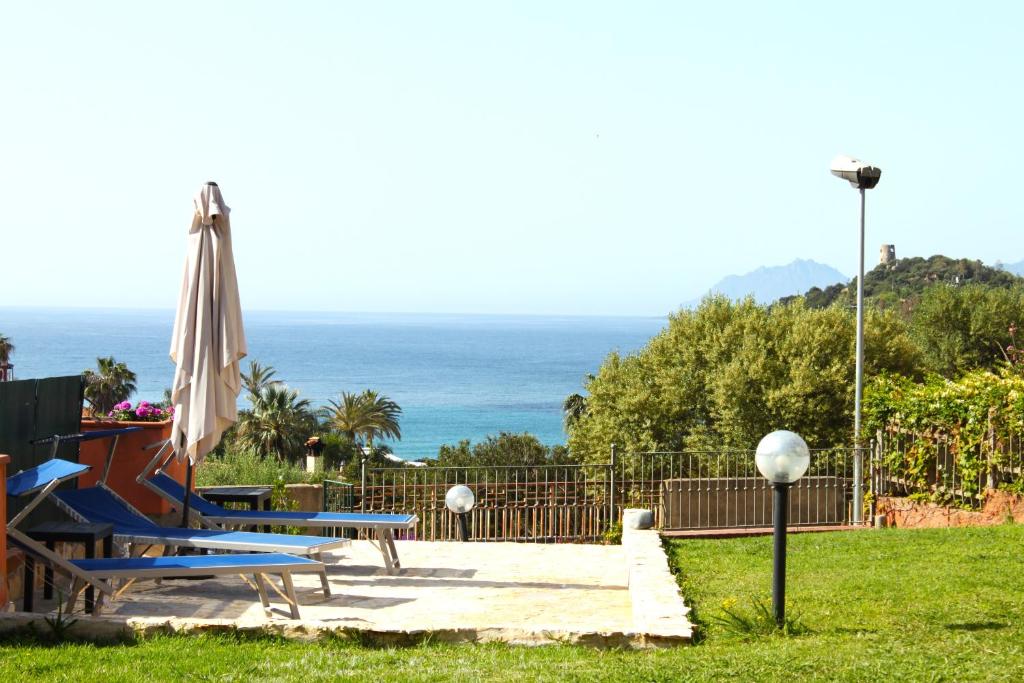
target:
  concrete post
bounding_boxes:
[609,443,617,528]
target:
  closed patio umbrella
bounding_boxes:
[170,181,247,525]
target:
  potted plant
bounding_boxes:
[79,401,186,516]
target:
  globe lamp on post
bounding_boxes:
[445,485,476,542]
[755,430,810,627]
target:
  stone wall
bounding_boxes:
[284,484,323,513]
[877,490,1024,529]
[663,476,848,529]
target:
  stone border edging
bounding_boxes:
[0,610,685,649]
[622,527,693,641]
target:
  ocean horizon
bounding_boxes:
[0,307,667,458]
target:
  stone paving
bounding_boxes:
[1,530,692,648]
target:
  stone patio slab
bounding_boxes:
[1,533,692,648]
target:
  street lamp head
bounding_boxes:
[830,155,881,190]
[756,430,810,484]
[445,484,476,514]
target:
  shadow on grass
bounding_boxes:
[0,624,139,649]
[0,625,296,650]
[945,621,1009,632]
[0,625,455,652]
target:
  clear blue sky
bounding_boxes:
[1,2,1020,316]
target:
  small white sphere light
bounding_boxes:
[755,430,810,484]
[445,484,476,515]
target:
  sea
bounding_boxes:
[0,308,666,459]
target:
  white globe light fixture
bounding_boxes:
[755,430,810,484]
[755,430,810,628]
[445,484,476,542]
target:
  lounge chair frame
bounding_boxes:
[138,440,416,574]
[6,459,329,619]
[51,482,347,594]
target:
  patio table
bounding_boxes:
[24,521,114,614]
[197,486,273,532]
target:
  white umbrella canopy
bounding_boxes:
[169,182,247,467]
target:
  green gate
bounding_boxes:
[322,479,355,537]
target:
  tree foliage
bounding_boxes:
[236,384,316,461]
[781,255,1023,310]
[83,356,137,416]
[0,333,13,365]
[562,393,588,430]
[241,360,281,401]
[567,296,923,458]
[321,390,402,451]
[429,432,572,467]
[909,284,1024,377]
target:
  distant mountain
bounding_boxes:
[780,255,1024,309]
[693,259,849,306]
[999,260,1024,276]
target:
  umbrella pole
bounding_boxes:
[180,433,192,528]
[182,460,193,527]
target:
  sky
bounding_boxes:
[1,2,1021,316]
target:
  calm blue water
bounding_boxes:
[0,308,665,458]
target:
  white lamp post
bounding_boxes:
[445,484,476,542]
[830,154,881,525]
[756,430,810,626]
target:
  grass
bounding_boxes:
[4,525,1024,681]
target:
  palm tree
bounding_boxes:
[357,390,402,452]
[562,393,588,430]
[322,389,402,455]
[241,360,281,402]
[0,334,13,381]
[83,356,138,416]
[321,391,371,444]
[237,384,315,460]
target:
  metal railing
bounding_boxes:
[872,429,1024,508]
[359,463,613,542]
[619,447,864,531]
[323,479,355,538]
[331,445,870,542]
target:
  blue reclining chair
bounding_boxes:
[144,471,417,574]
[6,459,330,618]
[52,486,349,564]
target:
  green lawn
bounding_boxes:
[4,526,1024,681]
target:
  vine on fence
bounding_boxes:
[865,366,1024,501]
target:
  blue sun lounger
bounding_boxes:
[6,459,329,618]
[142,471,417,574]
[52,485,350,562]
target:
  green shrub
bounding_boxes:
[602,522,623,545]
[711,596,808,639]
[318,432,360,472]
[195,448,319,487]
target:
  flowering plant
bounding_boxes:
[108,400,174,423]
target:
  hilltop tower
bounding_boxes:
[879,244,896,265]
